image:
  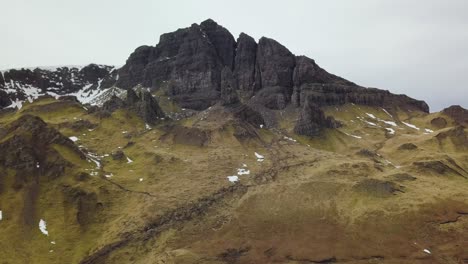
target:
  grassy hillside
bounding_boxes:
[0,97,467,264]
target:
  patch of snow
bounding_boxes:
[126,157,133,163]
[380,120,397,127]
[425,128,434,133]
[39,219,49,236]
[46,91,60,99]
[69,136,79,142]
[423,249,431,254]
[227,176,239,183]
[242,163,247,167]
[0,210,2,221]
[284,136,297,142]
[382,108,393,118]
[86,152,102,169]
[139,178,144,182]
[36,162,40,168]
[260,124,264,128]
[6,99,23,110]
[237,168,250,175]
[385,128,395,135]
[363,120,378,126]
[255,152,264,162]
[402,121,420,130]
[366,113,376,119]
[343,132,362,139]
[105,173,113,178]
[145,123,151,130]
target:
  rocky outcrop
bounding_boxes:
[101,90,165,124]
[294,83,429,112]
[442,105,468,125]
[133,90,165,124]
[0,115,84,185]
[294,97,341,136]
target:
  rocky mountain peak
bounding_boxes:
[114,19,429,116]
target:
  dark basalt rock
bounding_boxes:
[134,90,166,124]
[80,64,111,83]
[220,67,239,105]
[102,95,126,113]
[200,19,236,69]
[230,103,264,127]
[0,90,10,108]
[251,86,288,110]
[132,22,224,110]
[293,56,355,87]
[295,83,429,112]
[100,90,165,124]
[116,46,154,89]
[294,97,341,136]
[442,105,468,125]
[256,37,296,92]
[234,33,258,97]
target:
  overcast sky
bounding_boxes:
[1,0,467,111]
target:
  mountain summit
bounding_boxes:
[115,19,428,112]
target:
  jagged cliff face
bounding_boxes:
[116,19,429,113]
